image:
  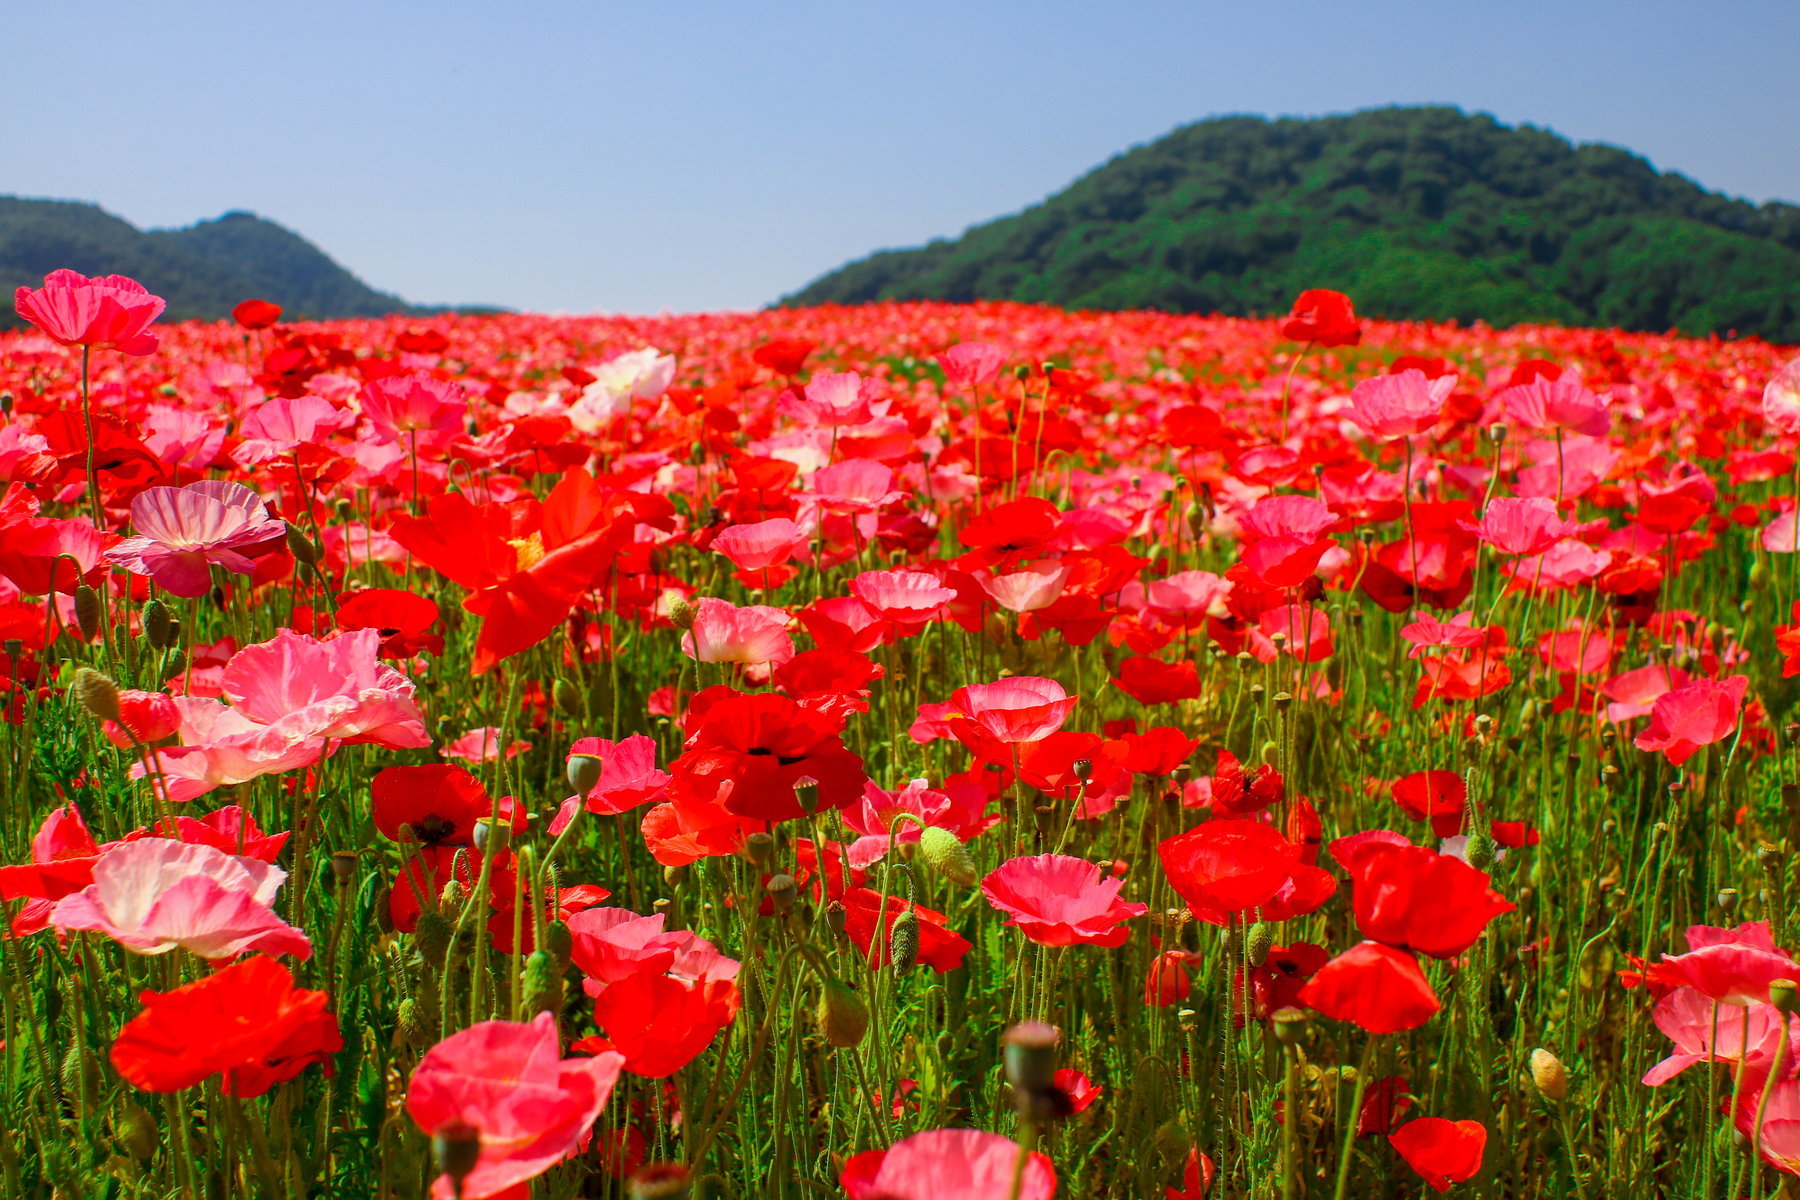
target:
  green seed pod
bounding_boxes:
[566,753,602,796]
[1245,920,1273,968]
[817,977,869,1047]
[71,667,122,723]
[541,920,574,970]
[1002,1021,1060,1092]
[765,872,798,914]
[890,909,921,976]
[1271,1005,1311,1046]
[522,950,563,1018]
[115,1103,159,1162]
[744,831,775,865]
[142,598,175,649]
[414,911,454,969]
[919,826,978,887]
[1750,560,1771,591]
[432,1121,482,1195]
[72,585,103,640]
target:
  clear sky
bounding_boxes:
[7,1,1798,314]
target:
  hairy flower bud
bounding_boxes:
[919,826,979,887]
[542,920,574,969]
[817,977,869,1047]
[115,1103,158,1162]
[72,585,102,640]
[71,667,121,723]
[285,523,320,566]
[1245,921,1273,968]
[1528,1048,1568,1100]
[667,596,697,630]
[890,909,920,976]
[522,950,563,1018]
[628,1163,693,1199]
[414,911,454,969]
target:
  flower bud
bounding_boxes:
[1245,921,1273,968]
[71,667,121,723]
[522,949,563,1018]
[1528,1048,1568,1100]
[1465,827,1495,872]
[553,678,583,717]
[414,911,454,969]
[285,524,320,566]
[667,596,697,630]
[566,754,602,797]
[919,826,978,887]
[817,977,869,1047]
[397,996,434,1048]
[890,909,920,976]
[115,1103,158,1161]
[542,920,574,969]
[73,585,102,640]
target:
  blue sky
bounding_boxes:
[7,1,1798,313]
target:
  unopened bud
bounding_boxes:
[553,678,583,717]
[817,978,869,1047]
[628,1163,693,1199]
[70,667,121,723]
[1465,828,1495,872]
[116,1103,158,1161]
[1246,921,1273,968]
[142,598,175,649]
[919,826,978,887]
[522,950,563,1018]
[542,920,574,968]
[890,909,920,976]
[73,585,102,640]
[1528,1048,1568,1100]
[414,911,454,969]
[667,596,697,630]
[285,524,320,566]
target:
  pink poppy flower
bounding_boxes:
[134,696,328,803]
[1248,603,1333,663]
[0,805,104,937]
[407,1013,625,1200]
[1465,497,1573,557]
[939,342,1006,389]
[848,570,956,632]
[1643,985,1794,1084]
[711,517,810,588]
[1499,374,1610,436]
[780,370,880,428]
[440,727,532,764]
[360,372,467,448]
[1346,369,1457,439]
[1651,921,1800,1006]
[1597,664,1689,724]
[557,734,670,820]
[1238,494,1338,588]
[807,459,906,514]
[1766,359,1800,438]
[980,561,1073,613]
[220,628,430,749]
[236,394,352,463]
[946,676,1079,750]
[1633,674,1748,765]
[106,481,287,597]
[50,840,309,960]
[1735,1067,1800,1176]
[566,906,739,996]
[981,854,1147,948]
[681,598,794,676]
[14,269,165,355]
[841,777,996,867]
[841,1128,1056,1200]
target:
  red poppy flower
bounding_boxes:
[1210,750,1284,817]
[1390,771,1467,836]
[232,299,283,329]
[1281,289,1360,347]
[1159,819,1334,926]
[1297,941,1441,1033]
[752,337,816,377]
[1351,844,1513,959]
[335,588,443,658]
[1388,1118,1486,1192]
[586,972,741,1078]
[372,764,523,847]
[1357,1075,1414,1136]
[667,691,866,824]
[1113,656,1201,705]
[841,887,971,973]
[110,955,342,1097]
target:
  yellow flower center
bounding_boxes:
[507,532,546,571]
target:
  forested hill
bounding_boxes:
[1,198,442,324]
[784,106,1800,341]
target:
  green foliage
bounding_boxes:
[784,106,1800,340]
[0,198,434,324]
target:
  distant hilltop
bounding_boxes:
[785,105,1800,342]
[0,198,499,325]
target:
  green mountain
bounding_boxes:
[784,106,1800,341]
[1,197,442,324]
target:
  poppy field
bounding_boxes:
[6,272,1800,1199]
